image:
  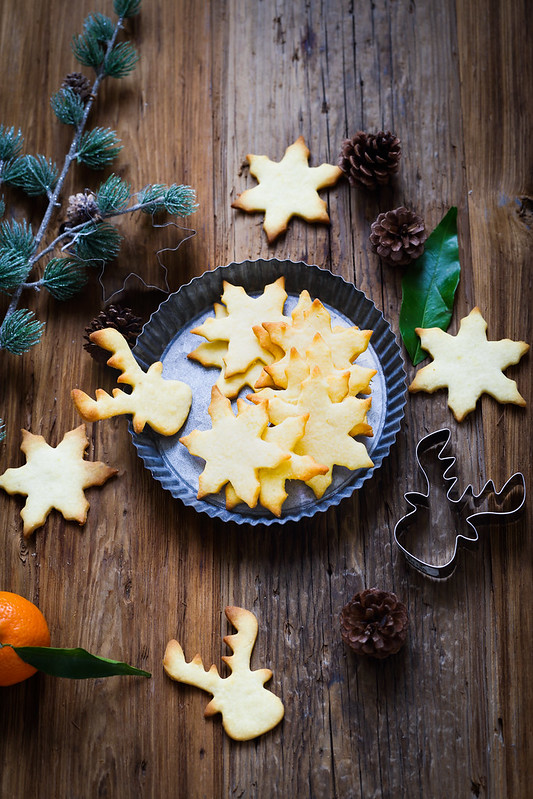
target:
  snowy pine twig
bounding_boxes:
[0,0,197,357]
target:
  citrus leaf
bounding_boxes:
[4,644,150,678]
[399,207,460,365]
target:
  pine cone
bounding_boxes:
[84,305,143,364]
[369,206,427,266]
[338,131,401,189]
[340,588,408,659]
[62,72,92,103]
[65,191,100,228]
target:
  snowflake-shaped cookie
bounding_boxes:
[225,414,328,516]
[258,294,372,389]
[179,386,289,507]
[231,136,342,243]
[267,368,374,499]
[0,425,117,536]
[189,303,281,398]
[409,307,529,421]
[191,277,288,377]
[250,344,352,406]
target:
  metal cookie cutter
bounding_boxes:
[394,429,526,578]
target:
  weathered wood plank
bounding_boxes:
[457,1,533,796]
[0,0,530,797]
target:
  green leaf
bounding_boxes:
[114,0,142,18]
[50,87,85,126]
[1,644,150,679]
[399,207,460,365]
[42,257,87,300]
[77,127,122,170]
[0,309,44,354]
[104,42,139,79]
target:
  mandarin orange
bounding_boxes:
[0,591,51,686]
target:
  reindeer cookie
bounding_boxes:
[163,606,284,741]
[72,328,192,435]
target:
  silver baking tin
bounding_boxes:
[131,259,406,525]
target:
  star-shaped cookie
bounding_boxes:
[0,425,117,536]
[409,307,529,421]
[179,386,289,507]
[267,368,374,499]
[190,277,288,377]
[225,415,328,516]
[249,344,351,406]
[231,136,342,243]
[189,303,282,398]
[257,294,372,389]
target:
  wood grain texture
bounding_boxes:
[0,0,530,797]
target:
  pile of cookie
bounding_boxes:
[181,276,376,515]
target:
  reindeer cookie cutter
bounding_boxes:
[394,429,526,579]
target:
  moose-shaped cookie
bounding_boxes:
[163,606,284,741]
[72,328,192,435]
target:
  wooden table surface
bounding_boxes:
[1,1,531,797]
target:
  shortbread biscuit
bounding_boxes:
[179,386,289,507]
[72,328,192,435]
[232,136,342,242]
[189,303,282,399]
[256,293,372,389]
[164,606,284,741]
[409,307,529,421]
[225,415,328,516]
[191,277,288,377]
[267,367,373,498]
[0,425,117,536]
